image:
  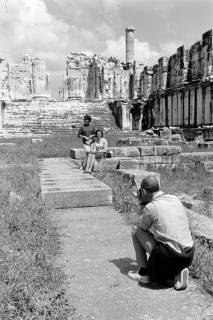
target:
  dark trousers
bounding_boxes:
[147,242,194,282]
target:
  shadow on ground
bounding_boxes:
[110,257,173,290]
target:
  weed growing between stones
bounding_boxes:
[0,144,73,319]
[94,168,213,296]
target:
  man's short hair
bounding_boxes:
[141,175,160,193]
[84,115,91,122]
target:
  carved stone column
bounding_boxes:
[125,27,135,65]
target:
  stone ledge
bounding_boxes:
[95,157,139,171]
[70,146,182,160]
[138,145,182,156]
[115,169,160,190]
[108,146,140,157]
[187,209,213,243]
[197,141,213,148]
[181,151,213,163]
[70,148,85,159]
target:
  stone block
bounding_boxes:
[155,163,163,169]
[32,138,43,144]
[101,158,120,171]
[139,156,150,164]
[187,209,213,241]
[138,146,155,156]
[202,128,213,141]
[202,186,213,198]
[70,148,85,159]
[166,146,182,155]
[204,161,213,172]
[162,156,172,164]
[119,158,139,170]
[139,164,147,170]
[160,129,172,139]
[125,147,140,157]
[155,146,167,155]
[197,141,213,148]
[178,193,206,213]
[155,156,163,163]
[170,134,182,142]
[181,152,213,163]
[146,163,156,170]
[108,147,127,157]
[171,155,181,163]
[116,169,161,190]
[148,156,163,164]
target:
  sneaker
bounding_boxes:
[174,268,189,290]
[128,270,150,284]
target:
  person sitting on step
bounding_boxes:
[84,129,108,174]
[128,175,194,290]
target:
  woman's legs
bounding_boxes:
[85,153,95,173]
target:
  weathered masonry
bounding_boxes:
[59,27,143,101]
[81,29,213,130]
[0,55,50,102]
[134,30,213,130]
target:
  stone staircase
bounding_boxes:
[3,100,120,135]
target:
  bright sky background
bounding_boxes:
[1,0,213,97]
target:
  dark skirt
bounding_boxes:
[147,242,194,282]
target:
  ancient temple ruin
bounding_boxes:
[61,28,213,131]
[60,54,135,101]
[141,29,213,129]
[117,29,213,130]
[0,55,50,102]
[60,27,142,101]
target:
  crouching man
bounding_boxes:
[128,175,194,290]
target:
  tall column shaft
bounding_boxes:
[126,27,135,64]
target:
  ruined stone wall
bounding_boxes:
[10,59,32,101]
[140,29,213,128]
[32,58,49,99]
[139,66,153,100]
[0,58,10,101]
[64,53,133,101]
[0,55,49,102]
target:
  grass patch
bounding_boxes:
[0,143,73,319]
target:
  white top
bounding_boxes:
[95,137,108,152]
[139,191,193,254]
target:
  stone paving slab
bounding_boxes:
[39,158,112,208]
[51,207,213,320]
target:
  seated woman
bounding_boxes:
[84,129,108,174]
[95,129,108,159]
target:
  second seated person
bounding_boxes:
[84,129,108,174]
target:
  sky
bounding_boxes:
[0,0,213,97]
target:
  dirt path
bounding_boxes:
[51,206,213,320]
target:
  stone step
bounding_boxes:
[39,158,113,208]
[204,161,213,173]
